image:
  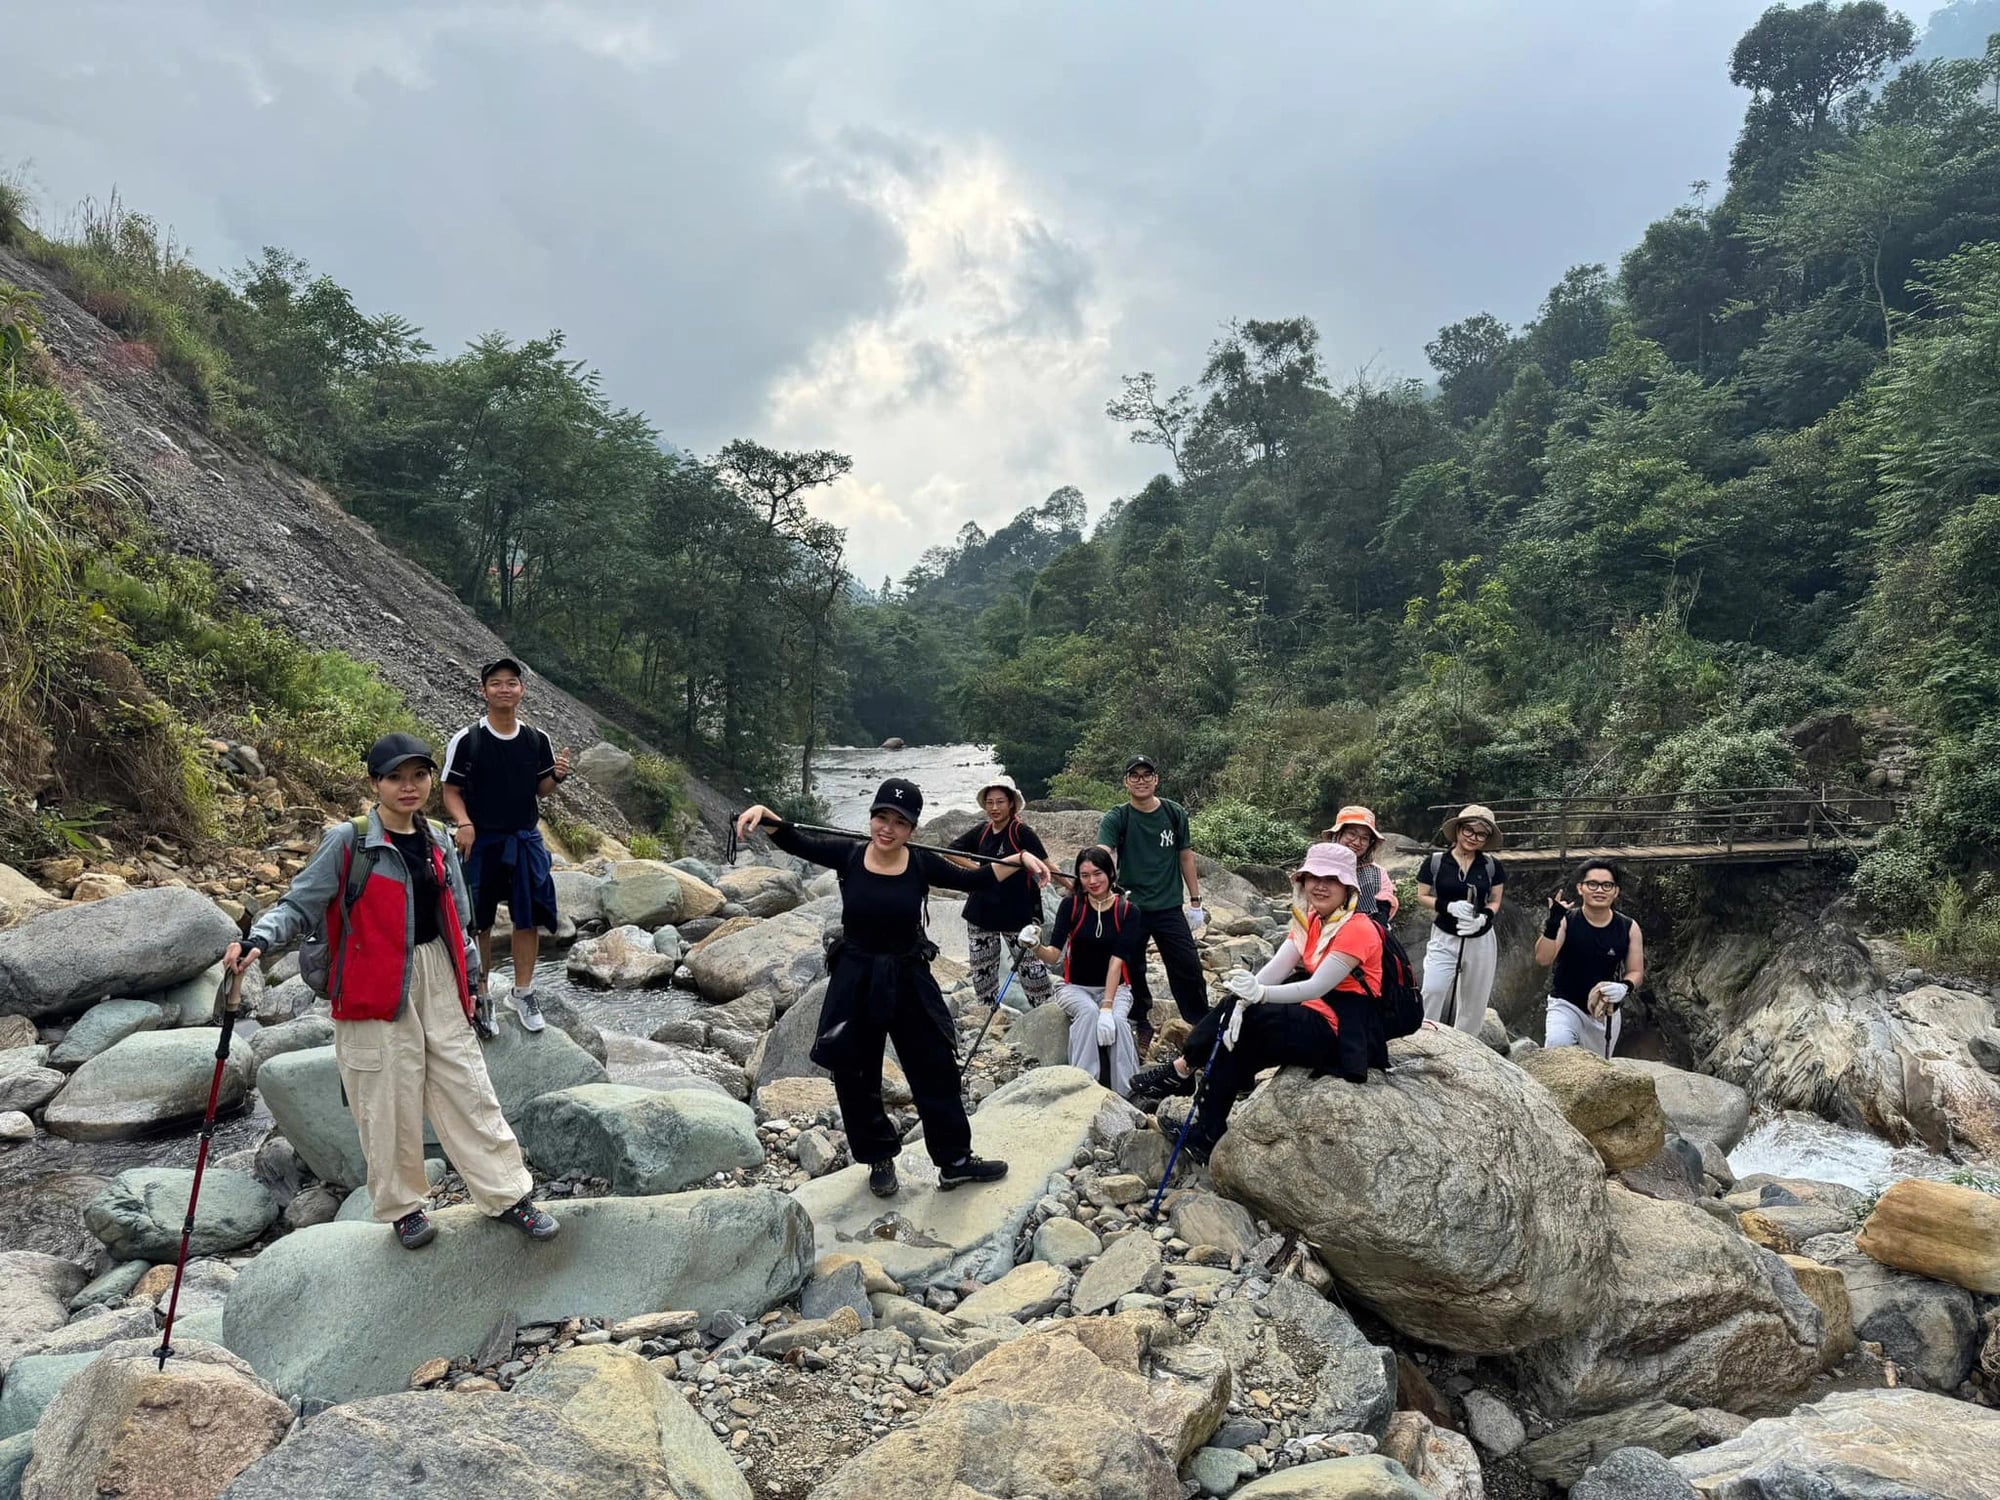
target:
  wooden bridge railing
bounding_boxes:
[1424,786,1899,866]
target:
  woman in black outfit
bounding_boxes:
[735,778,1050,1198]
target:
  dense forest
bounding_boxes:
[7,2,2000,956]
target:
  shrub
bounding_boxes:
[1851,836,1941,926]
[1191,797,1309,866]
[1046,770,1120,807]
[628,831,665,860]
[1902,876,2000,975]
[544,814,602,858]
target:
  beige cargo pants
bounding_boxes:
[333,940,533,1223]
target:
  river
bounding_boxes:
[803,743,1004,830]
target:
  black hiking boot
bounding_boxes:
[1127,1059,1197,1112]
[867,1160,900,1198]
[938,1155,1008,1190]
[394,1210,437,1250]
[498,1196,560,1240]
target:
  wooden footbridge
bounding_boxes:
[1426,786,1900,871]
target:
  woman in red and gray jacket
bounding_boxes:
[224,732,558,1251]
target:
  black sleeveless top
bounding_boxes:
[1550,909,1633,1006]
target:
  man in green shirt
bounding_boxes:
[1094,755,1207,1028]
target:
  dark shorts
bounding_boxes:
[465,837,558,934]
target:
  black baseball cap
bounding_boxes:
[1124,755,1158,775]
[480,657,525,683]
[365,731,437,777]
[869,777,923,822]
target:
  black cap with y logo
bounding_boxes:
[868,777,924,822]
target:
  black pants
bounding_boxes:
[1126,906,1209,1024]
[1188,1004,1344,1154]
[829,977,972,1169]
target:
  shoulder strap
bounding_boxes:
[1481,853,1499,885]
[1109,804,1129,848]
[339,816,377,914]
[1174,801,1190,845]
[1420,852,1439,885]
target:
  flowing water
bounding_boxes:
[1727,1110,1960,1194]
[803,743,1004,830]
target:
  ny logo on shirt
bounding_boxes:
[1159,828,1174,847]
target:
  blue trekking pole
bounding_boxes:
[959,940,1026,1085]
[1146,995,1234,1223]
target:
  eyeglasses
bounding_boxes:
[1459,826,1491,839]
[1126,770,1158,780]
[1579,879,1617,891]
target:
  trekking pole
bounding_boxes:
[730,816,1073,885]
[155,966,243,1370]
[1447,934,1466,1029]
[1146,997,1234,1223]
[958,943,1024,1085]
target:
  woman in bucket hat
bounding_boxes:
[947,774,1053,1011]
[224,732,558,1250]
[1415,803,1507,1034]
[1323,806,1399,919]
[1127,842,1386,1161]
[735,779,1050,1199]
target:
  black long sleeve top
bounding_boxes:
[770,822,998,956]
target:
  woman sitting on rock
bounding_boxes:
[735,778,1050,1199]
[224,732,558,1250]
[1127,842,1385,1162]
[1020,847,1143,1093]
[1535,859,1644,1057]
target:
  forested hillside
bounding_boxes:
[837,1,2000,953]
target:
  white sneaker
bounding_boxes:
[513,989,545,1033]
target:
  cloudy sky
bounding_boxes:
[3,1,1951,578]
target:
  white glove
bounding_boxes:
[1016,924,1040,947]
[1224,970,1265,1003]
[1599,981,1629,1006]
[1447,899,1479,924]
[1096,1008,1117,1046]
[1185,904,1206,933]
[1224,1003,1248,1050]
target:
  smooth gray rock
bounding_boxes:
[1519,1401,1702,1486]
[0,1063,61,1116]
[1230,1456,1431,1497]
[516,1083,761,1194]
[1612,1060,1752,1151]
[1189,1445,1258,1496]
[0,888,236,1019]
[251,974,312,1024]
[0,1430,26,1499]
[0,1351,96,1438]
[0,1255,87,1376]
[713,865,809,919]
[1461,1388,1526,1456]
[566,925,676,988]
[41,1030,252,1143]
[604,1034,746,1099]
[47,1001,161,1068]
[1673,1387,2000,1498]
[223,1190,813,1401]
[1195,1276,1397,1439]
[1571,1445,1698,1499]
[83,1168,279,1261]
[155,961,262,1027]
[598,860,726,931]
[550,867,606,928]
[218,1344,751,1500]
[1073,1231,1160,1315]
[1013,1001,1072,1067]
[67,1260,147,1311]
[1031,1217,1102,1268]
[685,908,827,1006]
[1212,1028,1615,1355]
[1834,1250,1980,1391]
[800,1260,873,1327]
[243,1013,333,1067]
[1167,1191,1260,1258]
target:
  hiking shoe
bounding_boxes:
[394,1210,436,1250]
[1127,1060,1197,1110]
[867,1160,899,1198]
[514,989,545,1033]
[499,1196,560,1239]
[938,1155,1008,1190]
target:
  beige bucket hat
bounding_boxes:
[1439,803,1503,849]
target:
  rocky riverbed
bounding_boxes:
[0,830,1995,1500]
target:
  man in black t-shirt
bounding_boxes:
[441,658,572,1036]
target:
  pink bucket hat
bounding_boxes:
[1291,841,1359,887]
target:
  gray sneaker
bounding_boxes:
[514,989,545,1033]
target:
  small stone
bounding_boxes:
[610,1310,701,1342]
[410,1358,451,1388]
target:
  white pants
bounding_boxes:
[1055,982,1139,1094]
[1544,996,1621,1058]
[1421,926,1495,1034]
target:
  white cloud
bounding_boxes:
[765,135,1155,576]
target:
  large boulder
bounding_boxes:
[22,1338,290,1500]
[1519,1401,1703,1487]
[223,1189,812,1401]
[684,908,828,1005]
[808,1316,1228,1500]
[1508,1185,1823,1415]
[83,1168,281,1262]
[1194,1275,1396,1438]
[517,1083,762,1194]
[1211,1028,1615,1353]
[605,1034,748,1100]
[1571,1446,1700,1500]
[243,1012,333,1067]
[565,925,676,988]
[48,999,162,1068]
[0,1255,88,1376]
[259,1021,604,1188]
[599,859,725,930]
[1519,1045,1666,1171]
[1830,1248,1979,1391]
[0,887,236,1019]
[0,1350,96,1439]
[550,867,606,928]
[1856,1176,2000,1293]
[1611,1059,1752,1152]
[791,1067,1136,1288]
[42,1029,252,1142]
[714,865,809,919]
[1228,1456,1431,1498]
[218,1344,751,1500]
[0,866,61,931]
[1672,1387,2000,1498]
[574,741,639,806]
[155,961,263,1028]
